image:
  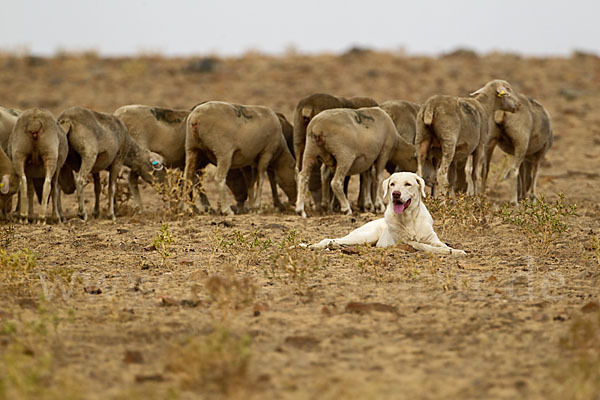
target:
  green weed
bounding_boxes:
[152,223,175,267]
[0,248,38,297]
[500,193,577,255]
[265,230,326,292]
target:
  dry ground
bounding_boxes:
[0,50,599,400]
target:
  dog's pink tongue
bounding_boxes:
[394,202,406,214]
[393,198,411,214]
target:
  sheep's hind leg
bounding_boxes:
[38,160,56,225]
[251,152,271,212]
[267,169,285,211]
[128,171,144,212]
[75,155,96,221]
[26,179,35,223]
[92,173,102,218]
[107,163,121,221]
[214,154,234,216]
[330,159,353,215]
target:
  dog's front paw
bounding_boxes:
[310,239,337,250]
[451,248,467,257]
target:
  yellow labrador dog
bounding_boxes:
[310,172,466,255]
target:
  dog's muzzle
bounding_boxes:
[392,191,411,214]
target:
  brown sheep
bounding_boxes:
[9,108,68,223]
[293,93,378,209]
[415,80,520,196]
[484,93,553,203]
[185,101,296,216]
[379,100,421,144]
[0,107,21,218]
[296,107,423,217]
[114,104,259,213]
[58,106,162,221]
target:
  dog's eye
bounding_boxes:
[405,182,411,187]
[390,183,395,187]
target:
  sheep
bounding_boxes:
[293,93,378,209]
[9,108,68,224]
[482,93,553,203]
[58,106,163,221]
[185,101,297,216]
[379,100,421,144]
[114,105,256,213]
[415,79,520,197]
[295,107,424,218]
[0,107,21,218]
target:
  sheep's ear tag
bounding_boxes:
[497,90,506,98]
[152,161,159,166]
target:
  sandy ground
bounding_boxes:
[0,50,599,400]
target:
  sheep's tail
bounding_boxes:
[422,103,434,125]
[311,129,325,146]
[58,118,72,136]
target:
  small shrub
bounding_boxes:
[152,223,175,267]
[0,248,38,297]
[265,230,325,292]
[212,229,272,267]
[0,307,80,400]
[151,168,202,219]
[0,225,15,248]
[426,193,491,234]
[556,311,600,399]
[500,193,577,255]
[204,265,257,318]
[165,326,251,394]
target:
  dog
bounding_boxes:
[310,172,466,256]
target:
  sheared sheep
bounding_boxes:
[58,106,162,221]
[9,108,68,224]
[296,107,425,217]
[380,100,421,144]
[415,79,520,196]
[483,93,553,203]
[185,101,297,216]
[293,93,378,209]
[0,107,21,218]
[114,105,259,213]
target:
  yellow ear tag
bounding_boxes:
[497,90,506,98]
[0,183,4,188]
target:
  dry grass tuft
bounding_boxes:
[165,326,252,395]
[557,310,600,399]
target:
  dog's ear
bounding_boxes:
[416,175,426,198]
[382,176,391,201]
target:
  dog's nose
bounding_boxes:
[392,191,402,199]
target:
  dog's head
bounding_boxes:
[382,172,426,215]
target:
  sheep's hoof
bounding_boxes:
[295,209,307,218]
[19,215,28,224]
[343,208,352,216]
[234,202,246,214]
[92,211,100,219]
[221,207,234,216]
[78,211,88,222]
[364,203,374,213]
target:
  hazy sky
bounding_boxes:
[1,0,598,57]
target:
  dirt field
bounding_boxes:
[0,50,599,400]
